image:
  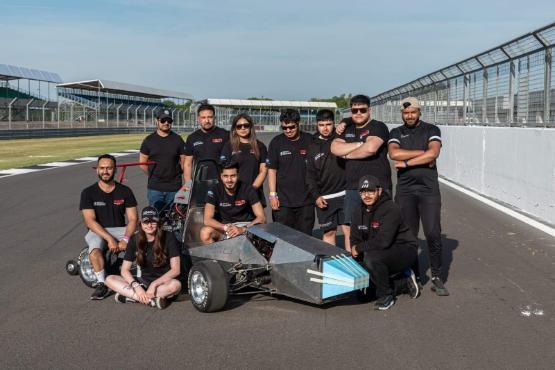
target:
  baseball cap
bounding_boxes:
[141,206,160,222]
[400,97,421,110]
[358,175,380,192]
[157,108,172,120]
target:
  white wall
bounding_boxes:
[387,125,555,226]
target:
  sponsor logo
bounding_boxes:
[234,199,246,206]
[358,225,368,230]
[113,199,124,205]
[401,134,409,138]
[320,221,333,227]
[371,221,380,228]
[193,141,203,146]
[250,149,255,154]
[299,149,307,156]
[93,201,106,206]
[231,150,241,155]
[207,190,214,197]
[265,159,271,164]
[359,130,369,140]
[280,150,291,156]
[219,155,227,161]
[314,153,325,161]
[212,138,223,143]
[345,133,355,138]
[219,202,232,207]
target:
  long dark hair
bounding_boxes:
[230,113,260,160]
[135,225,168,268]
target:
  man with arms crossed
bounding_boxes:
[388,97,449,296]
[200,162,266,244]
[139,108,186,212]
[80,154,138,300]
[306,109,349,249]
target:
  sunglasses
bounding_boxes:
[235,124,251,130]
[160,118,173,124]
[281,125,297,131]
[351,108,369,114]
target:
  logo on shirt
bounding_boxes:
[280,150,291,156]
[219,202,232,207]
[401,134,409,138]
[358,225,368,230]
[234,199,246,206]
[231,150,241,155]
[113,199,124,205]
[93,201,106,207]
[359,130,369,140]
[345,133,355,138]
[207,190,214,198]
[314,153,325,161]
[193,141,203,146]
[371,221,380,229]
[212,138,223,143]
[299,149,307,156]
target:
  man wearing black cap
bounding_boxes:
[139,108,187,212]
[388,97,449,296]
[350,175,419,310]
[183,103,229,182]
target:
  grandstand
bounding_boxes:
[57,79,194,129]
[0,63,62,129]
[196,98,338,132]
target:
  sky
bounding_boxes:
[1,0,554,100]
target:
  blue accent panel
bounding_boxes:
[321,257,370,299]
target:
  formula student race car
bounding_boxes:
[180,160,370,313]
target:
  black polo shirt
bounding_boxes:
[337,119,392,191]
[79,182,137,227]
[140,131,186,192]
[266,132,313,207]
[206,181,260,223]
[389,120,442,195]
[219,141,268,186]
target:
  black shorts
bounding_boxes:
[133,275,155,288]
[316,196,345,232]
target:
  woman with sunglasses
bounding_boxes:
[105,206,181,309]
[220,114,268,206]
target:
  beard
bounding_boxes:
[98,172,115,184]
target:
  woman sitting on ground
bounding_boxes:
[106,206,181,309]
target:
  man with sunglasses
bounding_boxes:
[388,97,449,296]
[267,109,315,235]
[183,103,229,182]
[140,108,187,212]
[331,94,392,243]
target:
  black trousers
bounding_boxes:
[272,204,315,236]
[362,244,417,299]
[396,193,443,278]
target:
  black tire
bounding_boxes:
[188,260,228,313]
[78,247,97,288]
[65,260,79,276]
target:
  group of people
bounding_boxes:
[79,94,449,311]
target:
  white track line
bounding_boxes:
[439,177,555,238]
[0,168,42,175]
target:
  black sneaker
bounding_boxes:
[431,277,450,296]
[153,297,169,310]
[114,293,136,304]
[405,269,420,299]
[90,283,110,300]
[374,295,395,311]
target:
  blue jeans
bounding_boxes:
[147,188,177,213]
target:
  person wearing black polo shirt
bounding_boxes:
[80,154,138,300]
[350,175,419,311]
[306,109,348,249]
[267,109,315,235]
[139,108,186,212]
[388,97,449,296]
[331,94,392,240]
[219,113,268,207]
[184,103,229,182]
[200,162,266,244]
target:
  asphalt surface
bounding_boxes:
[2,132,555,369]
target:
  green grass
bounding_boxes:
[0,133,187,170]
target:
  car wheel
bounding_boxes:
[78,247,97,288]
[188,260,228,313]
[65,260,79,275]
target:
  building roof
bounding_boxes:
[57,79,193,100]
[0,63,62,83]
[206,98,337,109]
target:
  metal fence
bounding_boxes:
[369,22,555,128]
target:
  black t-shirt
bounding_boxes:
[140,131,186,192]
[389,121,442,195]
[267,132,313,207]
[79,182,137,227]
[306,134,346,199]
[337,119,392,191]
[184,127,229,179]
[219,141,268,186]
[206,181,260,223]
[123,231,181,281]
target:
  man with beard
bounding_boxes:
[350,175,419,311]
[183,103,229,182]
[80,154,138,300]
[140,108,186,212]
[388,97,449,296]
[200,162,265,244]
[331,94,392,246]
[306,109,348,249]
[267,109,315,235]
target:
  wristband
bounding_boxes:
[269,192,278,196]
[223,224,229,232]
[122,235,130,243]
[131,281,140,289]
[269,195,278,200]
[404,160,409,168]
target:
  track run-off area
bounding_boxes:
[1,133,555,369]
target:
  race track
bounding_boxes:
[1,133,555,369]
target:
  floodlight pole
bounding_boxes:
[8,97,16,130]
[116,103,123,127]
